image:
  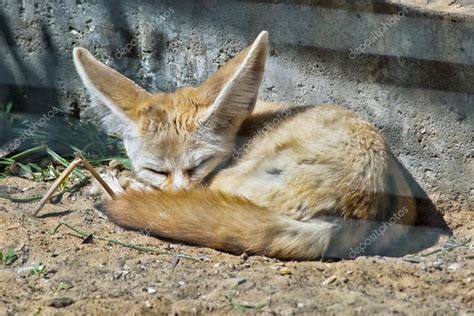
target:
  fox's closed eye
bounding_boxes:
[143,167,169,177]
[187,156,213,176]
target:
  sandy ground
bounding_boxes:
[0,176,472,315]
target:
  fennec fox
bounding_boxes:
[73,31,418,260]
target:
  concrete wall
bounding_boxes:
[0,0,472,207]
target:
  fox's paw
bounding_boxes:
[123,177,155,192]
[90,169,126,198]
[90,169,156,199]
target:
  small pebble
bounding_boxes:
[322,275,337,286]
[112,270,129,280]
[279,267,292,275]
[431,261,443,269]
[58,282,74,290]
[227,277,246,287]
[6,186,21,194]
[49,297,74,308]
[447,263,461,272]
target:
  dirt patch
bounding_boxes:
[0,176,472,315]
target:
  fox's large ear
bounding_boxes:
[198,31,268,132]
[73,47,150,136]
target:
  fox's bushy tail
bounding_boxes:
[103,189,339,260]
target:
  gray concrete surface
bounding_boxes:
[0,0,472,207]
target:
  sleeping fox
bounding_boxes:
[73,31,419,260]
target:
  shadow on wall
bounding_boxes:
[1,1,472,111]
[0,1,141,115]
[0,0,170,113]
[0,9,63,114]
[243,0,472,21]
[201,0,473,94]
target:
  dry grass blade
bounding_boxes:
[33,155,116,217]
[49,222,167,254]
[76,153,116,199]
[33,157,83,217]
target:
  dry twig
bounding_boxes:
[33,154,116,217]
